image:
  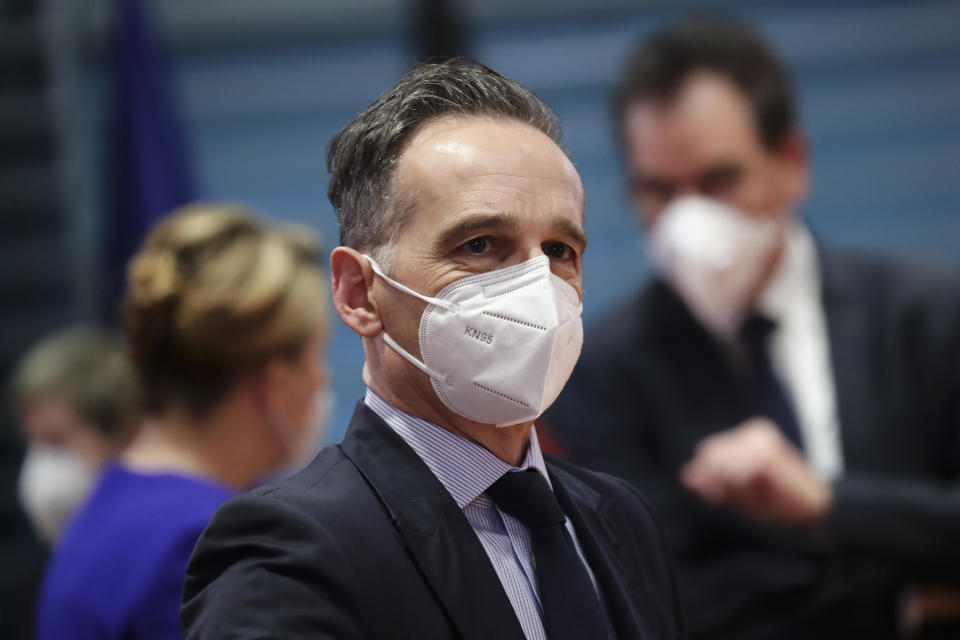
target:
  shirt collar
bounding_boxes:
[363,388,551,509]
[756,221,821,324]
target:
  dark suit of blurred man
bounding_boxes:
[181,60,684,640]
[545,16,960,640]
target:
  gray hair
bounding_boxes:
[10,326,139,442]
[326,58,565,269]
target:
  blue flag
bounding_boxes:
[104,0,196,320]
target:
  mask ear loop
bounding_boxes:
[365,255,455,385]
[380,332,452,385]
[365,256,459,313]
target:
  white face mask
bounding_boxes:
[18,445,97,544]
[647,195,783,336]
[301,387,334,463]
[368,254,583,427]
[268,387,334,473]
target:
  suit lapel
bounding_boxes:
[548,464,652,640]
[820,250,874,467]
[340,402,526,640]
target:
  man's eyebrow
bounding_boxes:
[434,212,520,248]
[552,216,588,252]
[630,173,673,192]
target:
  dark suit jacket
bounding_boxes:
[181,402,685,639]
[0,429,46,640]
[544,248,960,640]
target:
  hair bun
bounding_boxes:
[128,250,181,308]
[123,202,327,416]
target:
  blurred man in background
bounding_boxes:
[12,326,138,544]
[546,15,960,640]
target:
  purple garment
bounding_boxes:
[37,464,235,640]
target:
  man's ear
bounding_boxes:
[330,247,383,338]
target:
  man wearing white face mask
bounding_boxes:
[183,60,684,640]
[545,15,960,640]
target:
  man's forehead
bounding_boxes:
[395,115,583,209]
[401,116,573,174]
[625,73,760,159]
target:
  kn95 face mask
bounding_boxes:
[647,195,783,336]
[367,255,583,427]
[18,445,96,543]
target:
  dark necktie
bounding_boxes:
[739,314,805,449]
[486,469,609,640]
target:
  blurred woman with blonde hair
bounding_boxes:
[36,203,331,640]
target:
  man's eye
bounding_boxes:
[543,242,573,260]
[465,237,489,254]
[634,178,673,205]
[700,169,742,197]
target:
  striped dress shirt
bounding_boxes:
[364,388,601,640]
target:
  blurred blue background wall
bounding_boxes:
[32,0,960,443]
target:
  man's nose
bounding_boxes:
[668,185,701,205]
[525,246,545,261]
[647,185,702,226]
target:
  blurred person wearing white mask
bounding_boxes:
[12,327,138,545]
[36,204,332,640]
[544,15,960,640]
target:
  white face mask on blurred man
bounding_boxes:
[18,445,97,544]
[647,195,785,336]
